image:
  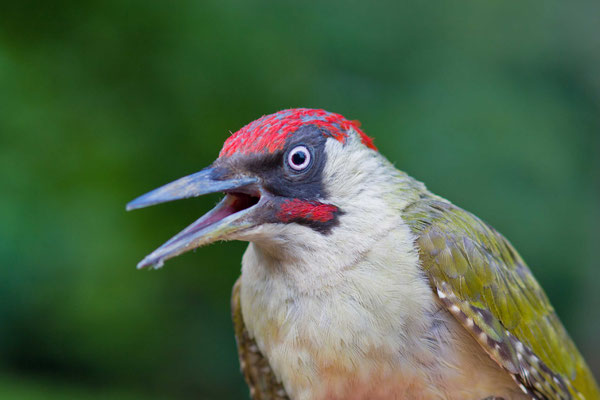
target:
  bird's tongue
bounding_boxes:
[183,193,257,237]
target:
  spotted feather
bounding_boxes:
[404,198,600,400]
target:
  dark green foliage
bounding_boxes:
[0,0,598,398]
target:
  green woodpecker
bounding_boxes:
[127,108,599,400]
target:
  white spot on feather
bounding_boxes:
[518,383,528,393]
[516,341,524,353]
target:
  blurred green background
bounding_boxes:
[1,0,599,399]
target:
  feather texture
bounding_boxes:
[232,278,290,400]
[403,198,600,400]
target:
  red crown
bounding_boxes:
[220,108,376,157]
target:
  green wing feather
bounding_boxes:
[231,278,290,400]
[404,197,600,400]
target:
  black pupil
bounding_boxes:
[291,150,307,166]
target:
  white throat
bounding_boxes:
[239,219,438,400]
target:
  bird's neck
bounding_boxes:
[240,217,440,400]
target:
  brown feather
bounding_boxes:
[232,278,290,400]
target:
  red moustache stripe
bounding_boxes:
[277,199,339,223]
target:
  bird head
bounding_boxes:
[128,108,414,270]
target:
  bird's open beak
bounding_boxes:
[127,167,261,269]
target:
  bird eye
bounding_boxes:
[287,145,311,171]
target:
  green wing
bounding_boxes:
[403,198,600,400]
[231,278,290,400]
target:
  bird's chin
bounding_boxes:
[136,192,262,270]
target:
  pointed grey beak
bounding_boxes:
[126,168,257,211]
[127,167,260,269]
